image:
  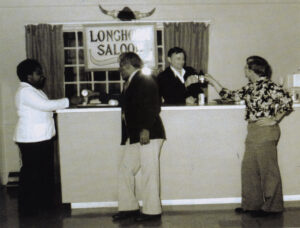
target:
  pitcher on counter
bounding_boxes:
[112,52,166,223]
[205,56,293,217]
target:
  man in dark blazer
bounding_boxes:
[112,52,166,223]
[157,47,205,105]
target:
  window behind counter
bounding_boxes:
[63,24,165,99]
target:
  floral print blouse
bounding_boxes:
[219,77,293,121]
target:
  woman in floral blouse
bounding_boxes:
[205,56,293,217]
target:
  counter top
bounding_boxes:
[56,103,244,113]
[56,102,300,113]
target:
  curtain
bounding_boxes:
[25,24,64,206]
[163,22,209,73]
[25,24,64,99]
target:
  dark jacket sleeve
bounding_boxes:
[157,71,168,102]
[135,76,161,130]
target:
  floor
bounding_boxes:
[1,186,300,228]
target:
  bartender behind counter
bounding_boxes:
[157,47,206,105]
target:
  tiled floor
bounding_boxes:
[1,186,300,228]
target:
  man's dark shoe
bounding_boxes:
[135,213,161,222]
[250,210,282,217]
[112,209,140,221]
[234,207,251,214]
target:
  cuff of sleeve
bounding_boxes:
[65,98,70,108]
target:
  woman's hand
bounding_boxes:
[255,117,277,126]
[70,96,84,105]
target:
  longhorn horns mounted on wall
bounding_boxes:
[99,5,156,21]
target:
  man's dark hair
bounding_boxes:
[119,52,143,69]
[167,47,186,60]
[246,56,272,79]
[16,59,41,82]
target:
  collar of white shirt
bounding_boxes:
[170,66,185,83]
[20,81,35,89]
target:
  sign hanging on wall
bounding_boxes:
[84,23,157,70]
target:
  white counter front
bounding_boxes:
[56,104,300,209]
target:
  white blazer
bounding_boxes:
[14,82,69,143]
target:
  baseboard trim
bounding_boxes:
[71,195,300,209]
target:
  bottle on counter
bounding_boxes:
[198,70,208,104]
[198,93,205,105]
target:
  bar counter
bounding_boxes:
[56,103,300,209]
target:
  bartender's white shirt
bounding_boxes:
[170,66,186,84]
[14,82,69,143]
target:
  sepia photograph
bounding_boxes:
[0,0,300,227]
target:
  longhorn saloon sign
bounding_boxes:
[84,24,157,70]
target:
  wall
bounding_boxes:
[0,0,299,184]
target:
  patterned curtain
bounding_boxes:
[25,24,64,99]
[163,22,209,74]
